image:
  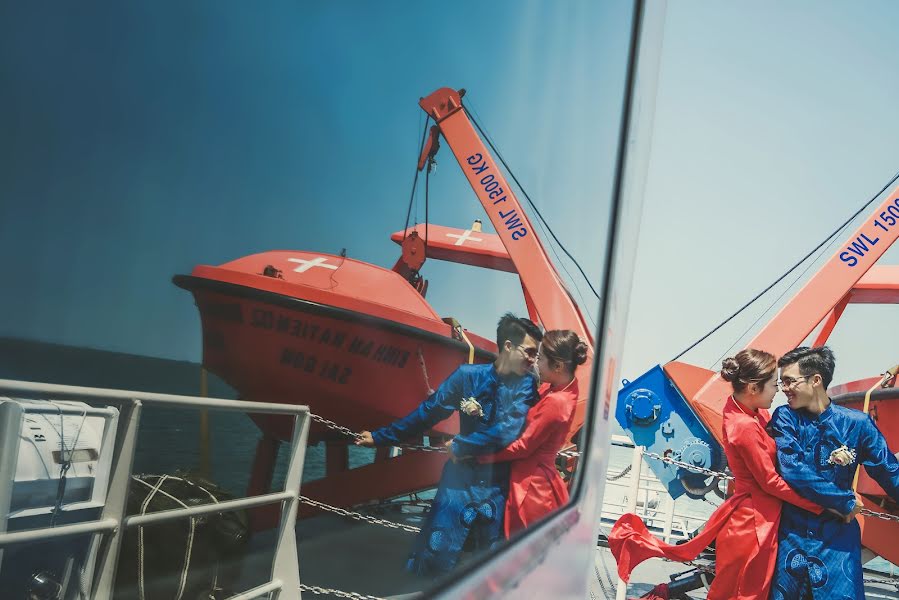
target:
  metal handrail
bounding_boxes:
[599,445,712,544]
[0,378,309,415]
[124,491,295,528]
[0,379,310,600]
[0,519,119,548]
[230,579,285,600]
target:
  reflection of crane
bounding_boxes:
[616,184,899,561]
[403,86,596,443]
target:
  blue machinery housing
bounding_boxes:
[615,365,724,499]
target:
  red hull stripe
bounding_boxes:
[173,274,497,362]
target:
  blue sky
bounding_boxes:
[0,1,627,360]
[624,2,899,385]
[2,1,897,388]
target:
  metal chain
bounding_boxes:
[661,557,715,574]
[299,495,422,534]
[308,410,581,457]
[300,583,385,600]
[863,576,899,589]
[394,443,448,453]
[311,412,899,524]
[606,464,632,482]
[309,413,362,440]
[860,507,899,523]
[642,450,734,481]
[641,454,899,522]
[684,560,715,575]
[309,411,442,453]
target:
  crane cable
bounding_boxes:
[466,106,602,301]
[671,168,899,363]
[402,116,431,244]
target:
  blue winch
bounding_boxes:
[615,365,725,499]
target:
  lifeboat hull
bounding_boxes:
[174,273,495,442]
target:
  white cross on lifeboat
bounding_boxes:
[445,229,484,246]
[287,257,338,273]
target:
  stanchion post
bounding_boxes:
[616,445,644,600]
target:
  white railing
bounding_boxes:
[0,379,310,600]
[600,435,713,544]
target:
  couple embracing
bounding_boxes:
[357,313,589,576]
[611,346,899,599]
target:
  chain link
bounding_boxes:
[863,576,899,589]
[606,464,632,482]
[660,557,715,574]
[299,495,422,534]
[309,413,362,440]
[641,450,734,481]
[860,507,899,523]
[311,411,899,524]
[308,410,581,458]
[300,583,385,600]
[641,453,899,523]
[395,443,448,453]
[308,410,899,596]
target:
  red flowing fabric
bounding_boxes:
[609,397,823,600]
[479,380,578,537]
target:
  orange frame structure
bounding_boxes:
[417,87,595,438]
[664,186,899,561]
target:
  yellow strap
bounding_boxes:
[458,327,475,364]
[444,317,475,364]
[852,363,899,491]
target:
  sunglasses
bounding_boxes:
[517,344,539,359]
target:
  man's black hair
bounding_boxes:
[495,312,543,351]
[777,346,836,389]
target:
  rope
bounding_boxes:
[44,403,89,526]
[137,475,168,600]
[416,347,435,396]
[133,475,203,600]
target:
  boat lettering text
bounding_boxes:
[466,153,528,241]
[280,348,351,384]
[252,310,410,370]
[348,336,410,368]
[250,309,346,349]
[839,198,899,267]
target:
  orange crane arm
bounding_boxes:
[418,87,594,437]
[675,186,899,447]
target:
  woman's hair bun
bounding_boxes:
[572,341,589,366]
[720,357,741,382]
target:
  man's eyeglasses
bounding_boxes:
[517,345,539,360]
[778,376,809,389]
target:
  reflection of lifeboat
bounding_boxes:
[173,236,499,443]
[174,87,595,523]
